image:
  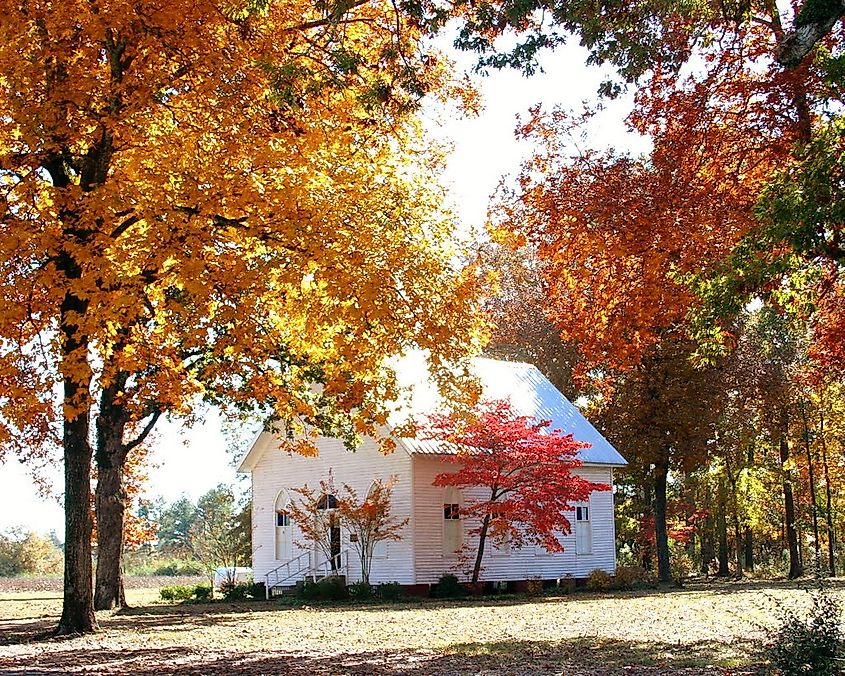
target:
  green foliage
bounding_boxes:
[159,584,196,601]
[219,581,252,601]
[687,118,845,363]
[669,542,694,587]
[433,574,464,598]
[157,497,198,555]
[377,582,404,601]
[349,581,375,600]
[586,569,613,591]
[251,582,266,600]
[153,559,206,576]
[193,584,213,601]
[765,591,843,675]
[295,576,349,602]
[190,485,250,574]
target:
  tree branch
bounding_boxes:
[777,0,845,69]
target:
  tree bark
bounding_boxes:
[744,443,754,571]
[818,397,836,576]
[94,462,127,610]
[780,411,802,579]
[94,377,131,611]
[778,0,845,69]
[653,459,671,584]
[717,478,730,577]
[94,364,160,610]
[56,286,97,634]
[799,401,821,568]
[472,513,491,584]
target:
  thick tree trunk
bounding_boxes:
[94,367,160,609]
[780,411,802,579]
[94,463,127,610]
[778,0,845,69]
[94,380,131,612]
[57,289,97,635]
[653,460,671,584]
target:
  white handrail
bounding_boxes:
[264,550,311,598]
[265,549,350,598]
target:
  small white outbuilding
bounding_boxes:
[237,355,627,595]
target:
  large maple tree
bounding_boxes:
[419,399,609,583]
[0,0,485,633]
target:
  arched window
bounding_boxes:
[316,493,341,570]
[316,493,338,510]
[274,490,292,561]
[442,486,463,557]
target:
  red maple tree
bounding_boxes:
[419,399,610,582]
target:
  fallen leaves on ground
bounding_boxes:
[0,578,832,674]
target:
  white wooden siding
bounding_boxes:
[411,456,617,583]
[250,434,415,585]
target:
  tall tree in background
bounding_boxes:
[477,242,582,399]
[157,497,198,556]
[0,0,486,632]
[597,340,724,583]
[189,485,249,588]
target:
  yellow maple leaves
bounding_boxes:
[0,0,488,458]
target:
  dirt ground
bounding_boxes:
[0,578,837,675]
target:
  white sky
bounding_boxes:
[0,39,647,538]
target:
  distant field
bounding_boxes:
[0,578,838,674]
[0,575,205,594]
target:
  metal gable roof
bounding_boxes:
[390,353,627,466]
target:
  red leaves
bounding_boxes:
[418,399,610,553]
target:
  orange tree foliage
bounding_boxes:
[418,399,608,583]
[491,16,825,370]
[0,0,486,633]
[287,477,408,585]
[477,241,584,399]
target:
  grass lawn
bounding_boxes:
[0,578,837,674]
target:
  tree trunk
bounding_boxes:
[723,456,743,578]
[699,484,714,575]
[472,513,491,584]
[717,478,729,577]
[653,460,671,584]
[94,367,160,609]
[818,397,836,576]
[744,528,754,571]
[744,443,754,572]
[799,401,821,567]
[94,463,127,610]
[94,376,131,611]
[56,288,97,635]
[780,411,802,579]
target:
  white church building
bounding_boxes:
[237,355,627,595]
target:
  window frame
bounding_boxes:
[574,501,592,556]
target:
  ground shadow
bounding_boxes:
[3,575,835,647]
[0,636,766,675]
